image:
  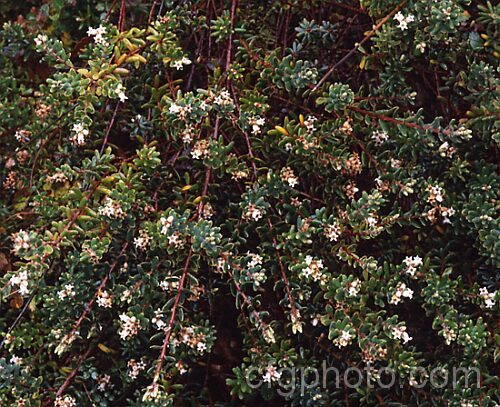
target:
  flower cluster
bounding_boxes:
[87,25,108,46]
[280,166,299,187]
[333,329,355,348]
[118,314,141,340]
[391,325,412,344]
[172,325,209,354]
[70,123,89,146]
[127,359,146,380]
[394,12,415,31]
[54,395,76,407]
[172,56,192,70]
[98,198,125,219]
[478,288,496,309]
[324,222,341,242]
[389,282,414,305]
[96,290,113,308]
[191,139,210,159]
[300,255,326,282]
[403,255,423,277]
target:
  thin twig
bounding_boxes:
[100,101,121,154]
[55,346,94,397]
[148,0,159,25]
[152,248,193,384]
[266,218,298,320]
[312,1,406,92]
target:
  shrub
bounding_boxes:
[0,0,498,406]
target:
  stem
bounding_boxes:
[152,248,193,384]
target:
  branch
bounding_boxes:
[152,248,193,384]
[312,1,407,92]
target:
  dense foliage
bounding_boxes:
[0,0,499,405]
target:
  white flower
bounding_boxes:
[262,365,282,382]
[14,129,31,143]
[160,279,178,291]
[133,229,151,250]
[262,326,276,343]
[389,282,414,305]
[160,215,175,234]
[366,215,378,228]
[119,314,140,340]
[97,374,113,391]
[247,252,263,268]
[152,309,167,331]
[391,325,412,343]
[455,126,472,140]
[479,287,496,309]
[55,332,77,356]
[34,34,48,47]
[191,139,210,159]
[426,185,445,204]
[416,42,426,53]
[172,57,192,70]
[47,172,68,184]
[280,166,299,187]
[441,206,455,224]
[390,158,402,168]
[71,122,89,146]
[167,231,184,248]
[11,230,31,255]
[248,115,266,135]
[58,284,76,300]
[403,255,423,277]
[324,222,341,242]
[371,130,389,146]
[394,12,415,31]
[438,141,456,158]
[197,342,207,353]
[127,359,146,379]
[142,384,160,402]
[346,279,361,297]
[10,355,22,365]
[96,290,113,308]
[202,202,214,219]
[213,89,233,108]
[115,83,128,103]
[442,324,457,345]
[98,197,125,219]
[180,124,196,143]
[291,310,303,334]
[9,270,29,296]
[176,361,188,375]
[244,204,263,221]
[169,103,181,114]
[333,329,354,348]
[121,289,132,303]
[54,395,76,407]
[87,25,108,46]
[301,256,325,282]
[304,115,317,132]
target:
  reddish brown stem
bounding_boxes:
[152,248,193,383]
